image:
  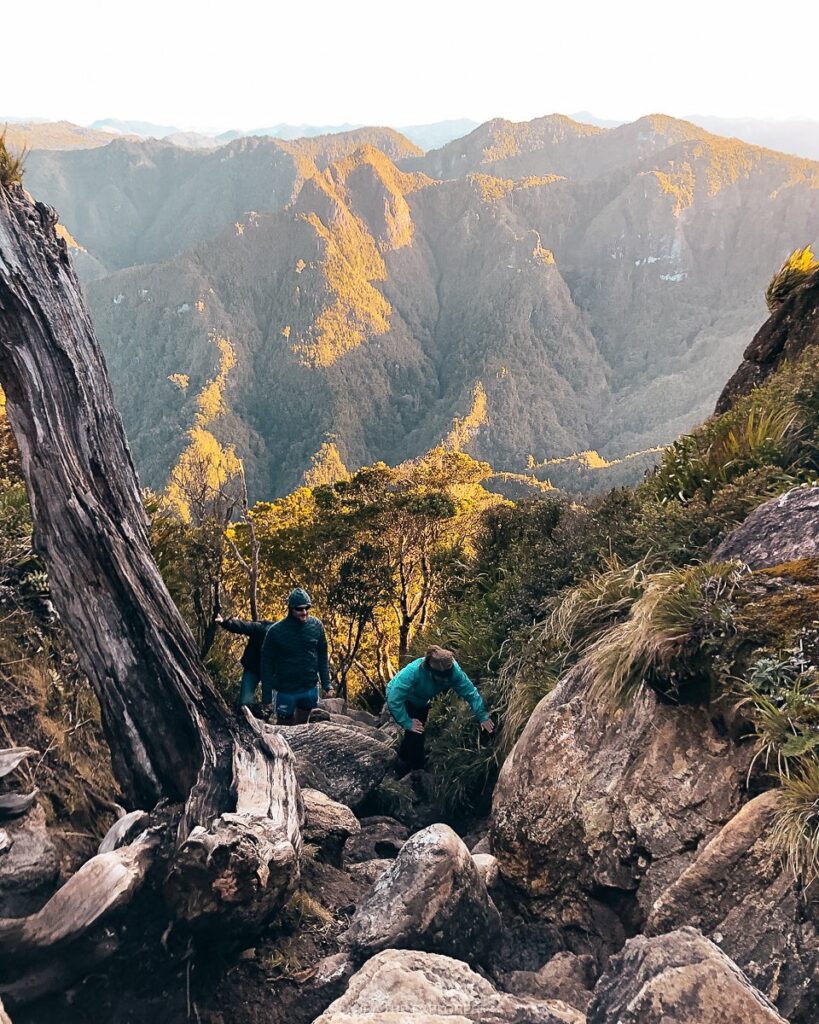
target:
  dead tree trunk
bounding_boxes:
[0,181,302,998]
[1,181,231,823]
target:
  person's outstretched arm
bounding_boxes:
[218,615,254,636]
[451,663,490,723]
[386,665,416,731]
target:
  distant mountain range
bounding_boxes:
[19,114,819,498]
[7,113,819,161]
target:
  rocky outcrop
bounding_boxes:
[491,668,753,940]
[315,949,584,1024]
[274,723,397,810]
[713,487,819,567]
[301,789,361,867]
[646,791,819,1024]
[586,927,787,1024]
[501,952,597,1013]
[342,823,502,964]
[716,267,819,413]
[344,816,409,863]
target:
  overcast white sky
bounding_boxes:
[6,0,819,130]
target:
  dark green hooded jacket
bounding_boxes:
[260,614,330,694]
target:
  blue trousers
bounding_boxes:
[275,686,319,720]
[239,669,273,706]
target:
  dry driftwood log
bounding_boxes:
[0,748,38,822]
[0,175,302,996]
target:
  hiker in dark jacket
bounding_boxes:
[215,613,274,711]
[386,645,494,769]
[260,588,332,724]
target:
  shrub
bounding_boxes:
[766,246,819,312]
[739,648,819,777]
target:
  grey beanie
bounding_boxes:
[288,587,312,610]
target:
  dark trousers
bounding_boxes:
[398,702,429,770]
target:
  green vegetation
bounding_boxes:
[0,131,25,187]
[766,246,819,312]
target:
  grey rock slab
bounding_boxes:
[274,723,396,810]
[713,486,819,567]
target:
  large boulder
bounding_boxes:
[646,791,819,1024]
[342,823,502,965]
[274,724,397,810]
[315,949,584,1024]
[301,789,361,866]
[491,668,752,939]
[586,927,787,1024]
[713,487,819,567]
[0,804,60,916]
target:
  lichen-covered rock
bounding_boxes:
[0,804,60,916]
[502,952,597,1012]
[342,823,502,964]
[301,789,361,866]
[586,927,787,1024]
[315,949,584,1024]
[713,487,819,567]
[275,724,397,810]
[646,791,819,1024]
[491,668,752,934]
[344,816,409,863]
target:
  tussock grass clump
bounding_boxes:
[766,245,819,312]
[579,562,744,710]
[0,131,25,187]
[770,759,819,884]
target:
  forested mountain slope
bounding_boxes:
[21,115,819,497]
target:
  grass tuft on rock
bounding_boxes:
[770,758,819,884]
[766,246,819,312]
[0,131,25,187]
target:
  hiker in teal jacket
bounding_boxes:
[386,646,494,769]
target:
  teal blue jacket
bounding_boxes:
[386,657,489,730]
